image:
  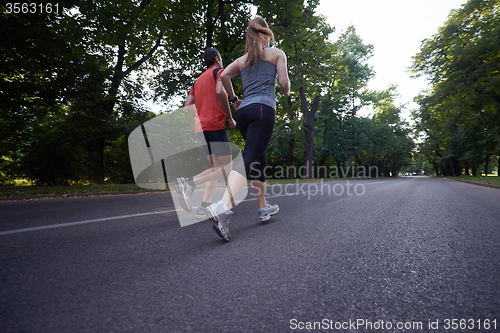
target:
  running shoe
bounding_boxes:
[173,177,194,212]
[196,202,211,219]
[206,201,232,241]
[258,201,279,221]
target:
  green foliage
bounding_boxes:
[411,0,500,176]
[332,26,375,116]
[1,0,210,184]
[262,9,413,178]
[1,0,420,185]
[151,0,251,104]
[257,0,336,178]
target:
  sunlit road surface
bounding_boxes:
[1,177,499,332]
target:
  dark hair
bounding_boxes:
[203,48,220,68]
[244,16,274,68]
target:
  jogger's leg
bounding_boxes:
[252,181,267,209]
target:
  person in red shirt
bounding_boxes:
[173,48,239,221]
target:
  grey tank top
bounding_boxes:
[239,60,277,110]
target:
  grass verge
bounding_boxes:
[0,184,162,199]
[1,177,379,199]
[446,175,500,186]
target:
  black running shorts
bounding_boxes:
[197,129,232,157]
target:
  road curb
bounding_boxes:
[444,177,500,190]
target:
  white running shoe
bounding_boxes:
[196,202,210,219]
[258,201,279,221]
[173,177,194,212]
[206,201,232,241]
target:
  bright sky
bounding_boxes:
[317,0,466,119]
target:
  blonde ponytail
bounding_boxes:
[244,16,274,69]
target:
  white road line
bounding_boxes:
[2,195,273,236]
[0,210,178,236]
[1,196,267,236]
[1,181,383,236]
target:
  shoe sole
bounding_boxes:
[206,207,230,241]
[212,224,224,239]
[173,178,183,194]
[178,193,192,212]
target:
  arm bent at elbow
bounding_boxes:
[220,60,241,101]
[280,80,291,97]
[216,81,237,128]
[276,50,291,97]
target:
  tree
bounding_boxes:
[411,0,500,176]
[317,26,374,173]
[151,0,252,106]
[2,0,249,184]
[258,0,334,178]
[65,0,180,183]
[1,0,421,184]
[370,87,414,176]
[1,1,94,184]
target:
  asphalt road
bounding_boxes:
[1,177,499,332]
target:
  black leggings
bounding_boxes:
[235,103,276,182]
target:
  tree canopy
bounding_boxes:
[411,0,500,176]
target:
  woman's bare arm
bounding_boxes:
[276,50,290,97]
[220,59,242,101]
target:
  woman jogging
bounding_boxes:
[206,16,291,241]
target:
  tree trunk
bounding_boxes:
[484,153,491,176]
[97,138,105,184]
[96,26,163,183]
[452,158,462,176]
[205,0,215,48]
[433,160,439,176]
[286,136,295,178]
[392,164,397,177]
[319,155,327,178]
[97,41,126,184]
[300,85,320,179]
[464,160,470,176]
[319,118,330,178]
[217,0,227,52]
[443,161,454,176]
